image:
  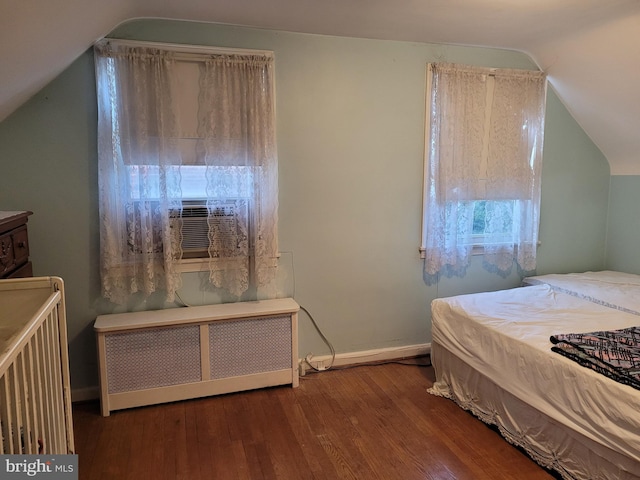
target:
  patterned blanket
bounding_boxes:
[550,326,640,390]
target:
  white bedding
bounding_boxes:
[525,270,640,315]
[429,276,640,476]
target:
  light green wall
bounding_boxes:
[536,86,611,273]
[606,176,640,273]
[0,19,610,392]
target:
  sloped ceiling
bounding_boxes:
[2,0,640,174]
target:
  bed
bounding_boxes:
[428,270,640,479]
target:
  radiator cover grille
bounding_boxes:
[209,315,292,379]
[105,325,202,394]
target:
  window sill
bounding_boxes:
[175,258,210,273]
[418,246,487,259]
[419,241,541,259]
[175,252,282,273]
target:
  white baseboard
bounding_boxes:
[299,343,431,375]
[73,343,432,400]
[71,386,100,403]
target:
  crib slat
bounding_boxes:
[0,374,13,453]
[31,330,46,454]
[24,342,37,452]
[42,314,58,453]
[47,310,65,452]
[8,364,22,453]
[16,351,33,453]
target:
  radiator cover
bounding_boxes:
[95,298,299,416]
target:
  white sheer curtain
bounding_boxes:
[197,54,279,297]
[95,41,279,303]
[423,63,547,280]
[95,41,183,304]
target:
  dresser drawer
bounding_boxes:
[0,211,33,279]
[12,226,29,265]
[0,232,16,276]
[7,261,33,278]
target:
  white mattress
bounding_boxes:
[525,270,640,315]
[430,280,640,464]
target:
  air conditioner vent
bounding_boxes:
[172,205,209,254]
[171,200,248,258]
[180,205,208,218]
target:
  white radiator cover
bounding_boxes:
[94,298,299,416]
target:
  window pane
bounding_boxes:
[179,166,207,199]
[126,165,254,200]
[472,200,486,234]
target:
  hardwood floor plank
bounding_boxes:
[357,374,454,478]
[73,361,556,480]
[369,364,487,479]
[314,376,385,478]
[259,390,316,479]
[183,401,204,480]
[276,390,340,480]
[326,372,415,478]
[122,407,152,480]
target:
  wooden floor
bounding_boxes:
[73,359,556,480]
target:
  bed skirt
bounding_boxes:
[428,342,640,480]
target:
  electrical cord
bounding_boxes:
[283,250,337,373]
[174,290,192,307]
[299,304,336,372]
[299,356,432,377]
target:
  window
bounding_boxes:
[462,199,517,245]
[421,63,546,281]
[95,40,278,303]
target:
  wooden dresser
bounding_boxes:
[0,211,33,278]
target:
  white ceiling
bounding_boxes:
[2,0,640,174]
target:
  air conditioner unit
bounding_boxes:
[171,200,249,258]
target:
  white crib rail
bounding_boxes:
[0,277,74,455]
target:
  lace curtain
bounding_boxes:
[95,42,183,304]
[423,63,547,280]
[95,41,278,303]
[198,54,279,297]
